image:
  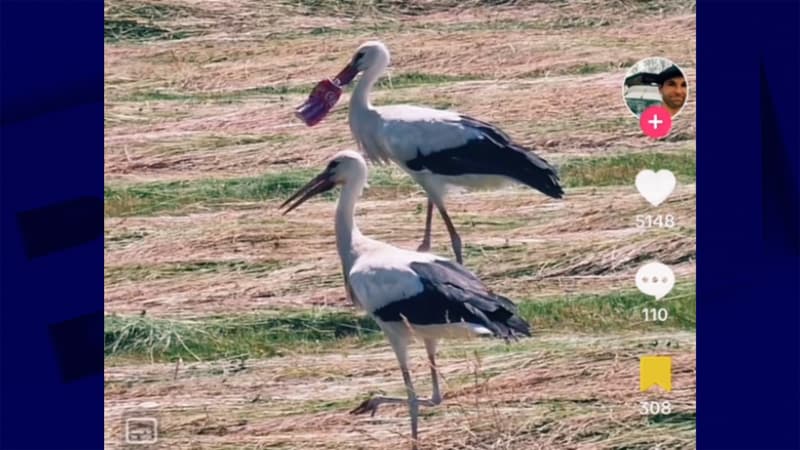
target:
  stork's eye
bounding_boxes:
[327,160,340,171]
[354,51,365,63]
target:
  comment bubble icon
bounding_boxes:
[636,262,675,300]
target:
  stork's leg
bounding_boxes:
[351,331,441,417]
[401,368,421,448]
[351,369,425,449]
[434,203,463,265]
[416,198,433,253]
[424,339,443,406]
[351,327,435,448]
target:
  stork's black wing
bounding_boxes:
[373,259,531,339]
[404,115,564,199]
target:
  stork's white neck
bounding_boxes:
[334,172,368,275]
[348,60,393,164]
[350,60,386,114]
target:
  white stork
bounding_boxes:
[296,41,564,265]
[281,150,531,449]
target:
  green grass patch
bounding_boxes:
[104,167,415,217]
[121,61,638,103]
[104,230,149,249]
[105,170,315,216]
[417,17,612,33]
[105,2,201,43]
[104,312,382,363]
[105,285,695,363]
[461,242,529,260]
[648,411,696,427]
[560,152,695,188]
[124,72,481,103]
[268,13,617,40]
[105,260,283,284]
[522,284,696,333]
[285,0,484,17]
[302,398,360,414]
[459,216,529,231]
[104,152,694,217]
[104,20,197,43]
[124,85,313,102]
[106,3,197,21]
[375,72,482,89]
[137,133,296,156]
[519,60,639,79]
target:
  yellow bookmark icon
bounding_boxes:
[640,356,672,392]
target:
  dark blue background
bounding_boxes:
[697,1,800,449]
[1,0,104,449]
[0,0,798,449]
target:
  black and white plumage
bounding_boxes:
[371,259,529,339]
[337,41,564,264]
[281,150,531,449]
[349,249,530,342]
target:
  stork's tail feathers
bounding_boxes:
[505,314,532,338]
[473,292,532,340]
[458,115,565,199]
[510,143,564,199]
[490,293,532,340]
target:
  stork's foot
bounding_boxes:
[416,241,431,253]
[350,395,406,417]
[349,395,440,417]
[350,396,385,417]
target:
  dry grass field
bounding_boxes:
[104,1,696,448]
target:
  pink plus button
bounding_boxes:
[640,105,672,139]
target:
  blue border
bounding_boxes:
[697,1,799,449]
[0,0,104,449]
[0,0,797,448]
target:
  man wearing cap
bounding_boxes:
[658,65,687,117]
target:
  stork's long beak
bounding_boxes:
[333,62,359,87]
[281,169,336,214]
[294,62,359,126]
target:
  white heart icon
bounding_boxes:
[635,170,676,207]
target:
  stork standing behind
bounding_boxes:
[296,41,565,264]
[281,150,531,449]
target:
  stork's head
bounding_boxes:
[332,41,392,87]
[281,150,367,214]
[295,41,391,126]
[348,41,391,77]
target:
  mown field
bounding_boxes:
[104,1,696,448]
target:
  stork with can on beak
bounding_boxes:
[296,41,564,265]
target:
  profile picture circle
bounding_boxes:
[622,57,689,118]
